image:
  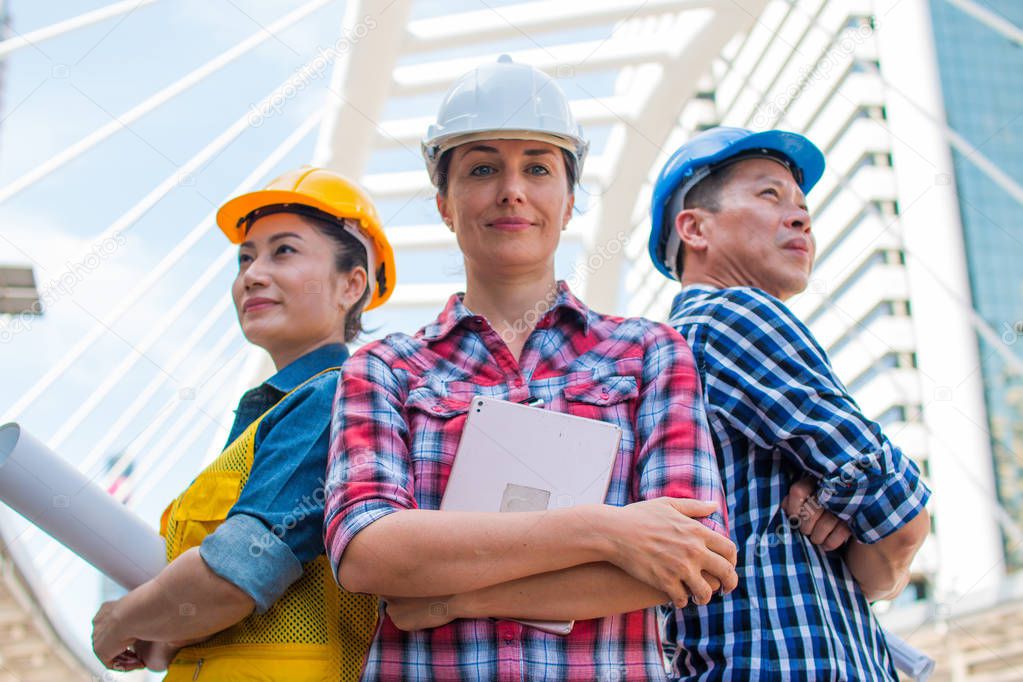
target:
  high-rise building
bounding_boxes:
[926,0,1023,570]
[622,0,1022,674]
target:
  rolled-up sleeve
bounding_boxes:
[323,348,417,584]
[199,513,303,614]
[695,289,930,543]
[204,373,339,612]
[633,322,728,536]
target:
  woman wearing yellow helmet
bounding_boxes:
[90,167,394,682]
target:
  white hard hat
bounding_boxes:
[421,55,589,186]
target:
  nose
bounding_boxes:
[242,254,271,290]
[786,204,812,233]
[497,172,527,206]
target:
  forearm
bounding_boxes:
[454,562,669,622]
[340,505,616,596]
[112,548,255,642]
[845,509,930,601]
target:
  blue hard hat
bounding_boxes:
[648,126,825,280]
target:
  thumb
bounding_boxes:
[666,497,719,517]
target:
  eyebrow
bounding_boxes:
[239,232,304,248]
[461,145,556,157]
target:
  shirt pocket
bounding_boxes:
[404,381,484,498]
[562,374,638,406]
[170,470,244,555]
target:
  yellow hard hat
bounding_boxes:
[217,166,395,310]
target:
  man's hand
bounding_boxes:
[605,498,738,609]
[382,595,458,631]
[782,478,852,552]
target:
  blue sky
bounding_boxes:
[0,0,617,666]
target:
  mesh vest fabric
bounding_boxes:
[160,370,378,681]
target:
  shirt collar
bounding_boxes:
[421,280,591,342]
[264,342,349,393]
[669,283,722,320]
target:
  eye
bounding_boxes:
[526,164,550,176]
[470,164,496,177]
[238,252,253,266]
[760,187,779,198]
[274,244,297,256]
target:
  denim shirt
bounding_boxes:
[199,343,348,613]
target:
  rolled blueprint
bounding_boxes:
[0,422,165,589]
[885,630,935,681]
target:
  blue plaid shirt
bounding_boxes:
[661,285,931,681]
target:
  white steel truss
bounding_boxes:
[4,0,1020,679]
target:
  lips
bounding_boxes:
[783,239,811,255]
[489,217,532,231]
[243,297,277,312]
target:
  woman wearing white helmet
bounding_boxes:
[91,168,395,681]
[323,57,738,681]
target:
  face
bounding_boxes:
[436,138,574,277]
[231,213,364,363]
[681,157,814,300]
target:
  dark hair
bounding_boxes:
[435,146,578,196]
[674,162,741,276]
[297,215,371,343]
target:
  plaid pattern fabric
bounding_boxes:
[661,284,931,681]
[325,281,726,681]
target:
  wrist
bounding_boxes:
[447,592,474,620]
[573,504,622,565]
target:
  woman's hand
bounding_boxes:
[604,498,738,608]
[92,599,137,670]
[382,595,457,631]
[382,595,458,631]
[132,639,187,671]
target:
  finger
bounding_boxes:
[667,582,690,609]
[809,513,840,545]
[789,478,816,500]
[702,571,721,593]
[782,480,813,518]
[700,528,738,564]
[666,497,718,517]
[821,524,852,552]
[701,553,740,593]
[682,571,714,606]
[796,498,824,536]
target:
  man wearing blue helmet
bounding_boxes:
[648,127,932,680]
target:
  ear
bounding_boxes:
[436,194,454,233]
[341,265,369,309]
[675,208,710,253]
[561,192,575,230]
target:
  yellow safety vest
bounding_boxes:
[159,370,378,681]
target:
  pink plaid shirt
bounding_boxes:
[325,282,726,681]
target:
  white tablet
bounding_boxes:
[440,395,623,636]
[441,395,623,514]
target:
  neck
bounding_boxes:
[679,271,735,292]
[267,336,342,372]
[462,264,558,342]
